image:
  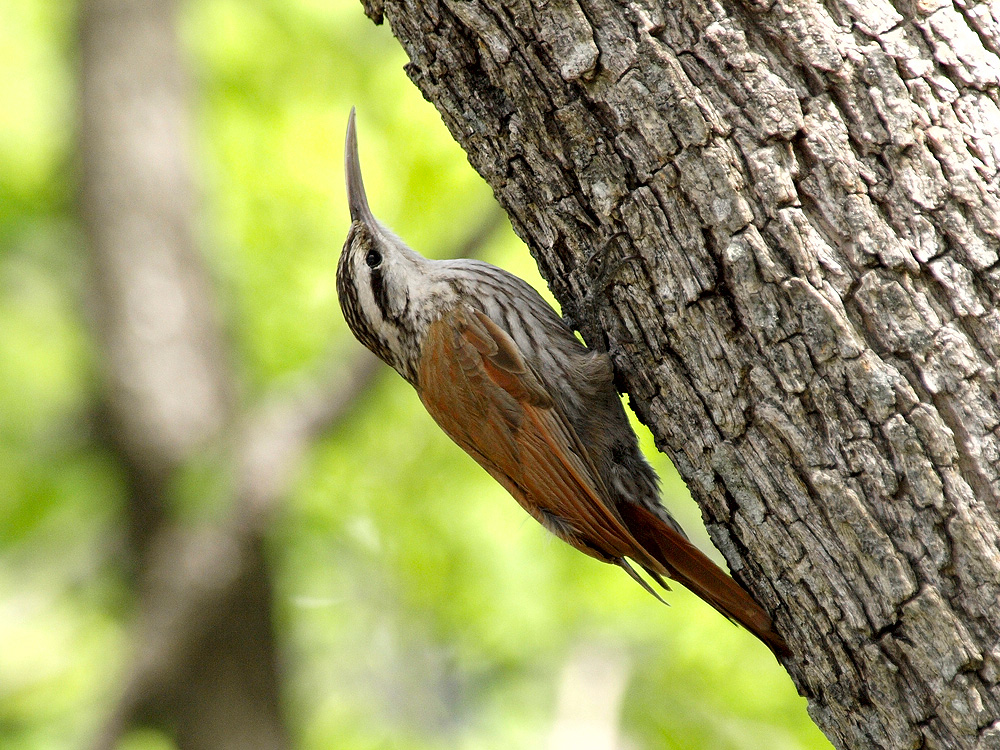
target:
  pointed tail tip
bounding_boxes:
[616,500,793,658]
[758,622,792,659]
[726,588,791,658]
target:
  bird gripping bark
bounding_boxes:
[337,108,788,657]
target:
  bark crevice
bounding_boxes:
[368,1,1000,748]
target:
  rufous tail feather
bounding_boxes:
[618,502,790,657]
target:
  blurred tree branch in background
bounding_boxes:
[77,0,506,747]
[80,0,232,572]
[79,0,286,745]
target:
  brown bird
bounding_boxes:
[337,109,788,656]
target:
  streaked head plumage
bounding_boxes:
[338,108,440,383]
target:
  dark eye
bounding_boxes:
[365,248,382,268]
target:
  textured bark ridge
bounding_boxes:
[363,1,1000,748]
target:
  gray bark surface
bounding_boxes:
[361,1,1000,748]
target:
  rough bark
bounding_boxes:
[361,1,1000,748]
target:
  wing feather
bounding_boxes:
[417,304,789,655]
[417,305,656,568]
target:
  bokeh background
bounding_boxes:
[1,0,832,748]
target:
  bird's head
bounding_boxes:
[337,108,434,384]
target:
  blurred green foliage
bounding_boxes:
[0,0,831,748]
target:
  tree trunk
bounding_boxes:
[78,1,289,747]
[360,1,1000,748]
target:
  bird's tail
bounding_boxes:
[618,501,790,657]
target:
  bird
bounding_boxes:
[337,108,789,656]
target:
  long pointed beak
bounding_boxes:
[345,107,376,225]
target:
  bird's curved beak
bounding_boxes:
[345,107,376,226]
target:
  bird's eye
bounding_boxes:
[365,249,382,268]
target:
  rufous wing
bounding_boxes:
[416,304,789,656]
[417,304,655,567]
